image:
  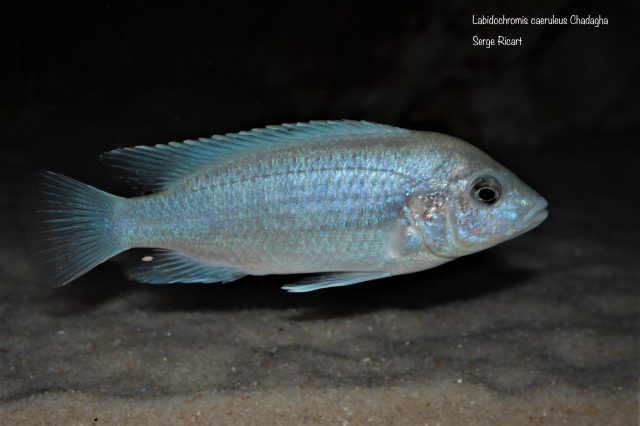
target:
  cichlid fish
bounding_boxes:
[23,120,547,292]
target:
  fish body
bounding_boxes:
[23,121,548,291]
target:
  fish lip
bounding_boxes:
[523,197,549,229]
[527,209,548,228]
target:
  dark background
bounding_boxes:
[2,0,638,306]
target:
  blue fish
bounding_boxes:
[22,121,547,292]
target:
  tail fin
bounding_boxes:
[21,171,126,286]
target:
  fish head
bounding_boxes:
[448,164,548,256]
[443,155,548,257]
[407,137,548,258]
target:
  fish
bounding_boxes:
[22,120,548,292]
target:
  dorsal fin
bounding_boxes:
[100,120,408,192]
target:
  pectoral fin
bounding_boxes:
[282,271,391,293]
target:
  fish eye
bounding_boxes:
[471,177,501,206]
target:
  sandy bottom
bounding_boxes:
[1,188,638,425]
[5,383,636,425]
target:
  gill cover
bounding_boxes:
[390,189,454,259]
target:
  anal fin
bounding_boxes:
[282,271,390,293]
[126,250,247,284]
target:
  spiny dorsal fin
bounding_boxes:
[101,120,408,192]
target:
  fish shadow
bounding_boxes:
[47,249,536,319]
[284,252,536,321]
[43,265,136,316]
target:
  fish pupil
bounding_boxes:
[478,187,497,203]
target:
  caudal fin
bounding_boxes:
[21,171,126,286]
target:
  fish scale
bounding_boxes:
[124,147,413,274]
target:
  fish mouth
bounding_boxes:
[522,197,549,230]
